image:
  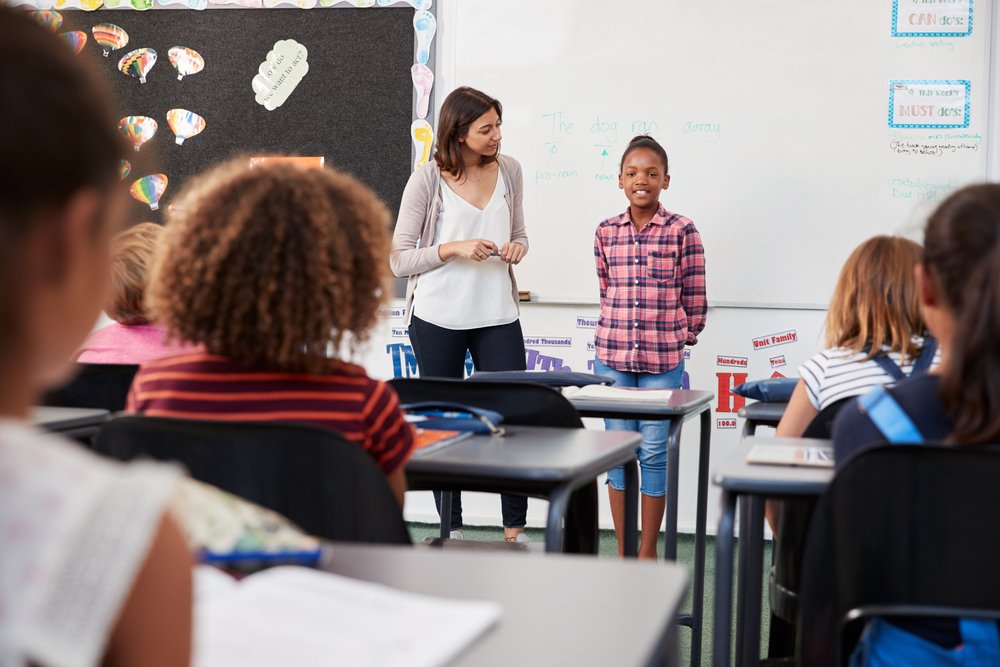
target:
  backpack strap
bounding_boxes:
[910,337,938,377]
[857,387,924,444]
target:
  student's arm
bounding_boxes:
[103,513,192,667]
[594,231,609,302]
[386,467,407,508]
[365,381,413,507]
[389,166,446,277]
[774,380,818,437]
[680,224,708,343]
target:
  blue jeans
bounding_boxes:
[593,357,685,497]
[850,618,1000,667]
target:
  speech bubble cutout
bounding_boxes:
[252,40,309,111]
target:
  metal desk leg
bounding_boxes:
[623,458,639,557]
[544,485,572,553]
[688,407,711,667]
[439,491,452,540]
[736,496,765,667]
[741,419,757,439]
[663,417,684,561]
[714,489,737,667]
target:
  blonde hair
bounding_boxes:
[824,235,925,360]
[107,222,162,325]
[147,157,392,374]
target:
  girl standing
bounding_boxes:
[391,86,530,542]
[593,135,707,559]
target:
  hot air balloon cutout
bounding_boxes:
[118,47,157,84]
[167,47,204,81]
[54,0,105,10]
[118,116,158,152]
[30,10,63,31]
[59,31,87,55]
[118,160,132,181]
[166,109,206,145]
[92,23,128,58]
[130,174,168,211]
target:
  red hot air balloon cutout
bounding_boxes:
[59,31,87,55]
[92,23,128,58]
[118,116,158,152]
[118,48,157,84]
[31,11,63,32]
[130,174,168,211]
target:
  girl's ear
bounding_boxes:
[662,175,671,191]
[618,174,624,190]
[916,262,937,307]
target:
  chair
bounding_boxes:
[95,415,411,545]
[388,377,597,551]
[797,444,1000,666]
[42,363,139,413]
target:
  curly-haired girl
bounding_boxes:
[127,158,414,504]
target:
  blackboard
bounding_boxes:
[61,8,414,222]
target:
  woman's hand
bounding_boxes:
[439,238,499,262]
[499,242,527,265]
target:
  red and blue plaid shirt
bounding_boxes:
[594,203,707,374]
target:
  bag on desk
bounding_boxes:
[733,377,797,402]
[401,402,505,436]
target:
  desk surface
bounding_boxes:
[569,388,714,419]
[31,406,109,432]
[713,436,834,496]
[320,543,688,667]
[407,425,641,485]
[737,401,789,422]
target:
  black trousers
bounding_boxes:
[408,315,528,530]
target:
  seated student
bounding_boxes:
[834,184,1000,664]
[0,9,191,666]
[127,158,415,506]
[776,235,936,440]
[77,222,193,364]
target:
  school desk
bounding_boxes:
[320,542,689,667]
[569,388,713,667]
[737,402,789,437]
[31,406,109,441]
[405,425,642,555]
[712,436,834,667]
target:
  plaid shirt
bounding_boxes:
[594,203,707,374]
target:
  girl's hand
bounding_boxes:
[439,238,499,262]
[499,242,527,265]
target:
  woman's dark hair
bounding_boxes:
[923,183,1000,443]
[0,7,127,342]
[434,86,502,182]
[619,135,669,174]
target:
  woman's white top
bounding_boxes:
[798,341,941,410]
[413,170,518,330]
[0,420,179,667]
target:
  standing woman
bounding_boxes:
[391,86,529,542]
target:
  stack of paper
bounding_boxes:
[194,565,501,667]
[563,384,673,403]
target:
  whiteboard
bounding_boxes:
[450,0,992,305]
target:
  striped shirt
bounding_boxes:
[126,352,414,475]
[799,343,941,411]
[594,203,707,374]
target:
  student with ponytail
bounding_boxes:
[833,183,1000,664]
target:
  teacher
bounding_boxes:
[390,86,529,543]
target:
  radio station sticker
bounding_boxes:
[717,355,748,369]
[892,0,973,38]
[717,417,738,430]
[752,329,798,350]
[889,80,970,129]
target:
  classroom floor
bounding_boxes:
[407,523,774,667]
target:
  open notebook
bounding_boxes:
[746,443,835,468]
[562,384,673,403]
[194,565,501,667]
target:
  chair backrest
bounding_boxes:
[389,377,584,429]
[801,396,854,439]
[95,415,411,545]
[42,363,139,413]
[797,444,1000,665]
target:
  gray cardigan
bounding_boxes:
[390,154,528,325]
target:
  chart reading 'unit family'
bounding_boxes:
[889,80,970,129]
[892,0,973,37]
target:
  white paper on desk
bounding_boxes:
[746,444,834,468]
[563,384,673,403]
[193,565,501,667]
